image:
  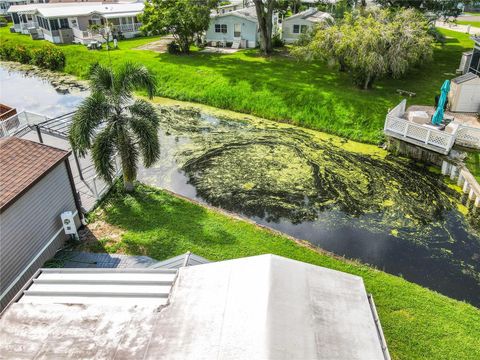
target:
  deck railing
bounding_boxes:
[0,111,49,138]
[384,100,480,154]
[456,125,480,149]
[112,23,142,33]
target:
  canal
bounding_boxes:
[1,64,479,307]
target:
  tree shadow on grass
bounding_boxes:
[98,184,238,260]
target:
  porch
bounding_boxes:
[384,100,480,155]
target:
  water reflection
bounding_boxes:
[0,66,87,117]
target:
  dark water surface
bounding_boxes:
[2,64,479,306]
[139,108,480,307]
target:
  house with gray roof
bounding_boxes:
[206,6,260,49]
[0,254,390,359]
[282,8,333,44]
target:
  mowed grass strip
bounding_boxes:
[0,27,473,143]
[84,184,480,360]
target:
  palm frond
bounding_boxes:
[128,115,160,167]
[116,124,139,183]
[129,99,160,127]
[89,64,114,94]
[69,92,109,156]
[115,62,157,99]
[91,125,116,183]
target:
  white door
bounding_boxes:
[234,23,241,39]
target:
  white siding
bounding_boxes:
[206,15,258,48]
[282,18,313,44]
[0,162,79,309]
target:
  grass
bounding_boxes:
[83,183,480,360]
[457,20,480,27]
[0,26,474,143]
[466,151,480,183]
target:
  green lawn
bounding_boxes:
[457,20,480,27]
[467,151,480,183]
[0,27,473,143]
[83,183,480,360]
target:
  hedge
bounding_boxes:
[0,41,65,70]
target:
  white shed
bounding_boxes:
[282,8,333,44]
[448,72,480,113]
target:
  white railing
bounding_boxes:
[384,115,455,154]
[21,21,38,30]
[0,111,49,138]
[72,27,90,40]
[456,125,480,149]
[384,100,480,153]
[87,154,122,200]
[112,23,142,33]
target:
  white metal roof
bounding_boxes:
[0,254,389,359]
[212,6,258,23]
[18,268,177,306]
[8,2,144,18]
[284,8,334,23]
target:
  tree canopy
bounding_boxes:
[374,0,468,19]
[140,0,218,54]
[69,63,160,191]
[293,8,434,89]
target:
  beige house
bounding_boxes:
[8,1,144,44]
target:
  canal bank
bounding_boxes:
[1,63,479,307]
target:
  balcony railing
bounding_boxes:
[112,23,142,33]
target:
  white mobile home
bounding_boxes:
[8,2,144,44]
[206,6,259,48]
[282,8,333,44]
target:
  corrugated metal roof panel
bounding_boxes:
[17,268,177,306]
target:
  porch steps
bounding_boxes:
[232,40,241,49]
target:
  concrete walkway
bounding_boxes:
[54,251,159,268]
[436,20,480,35]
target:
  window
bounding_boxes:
[215,24,227,33]
[12,13,20,24]
[300,25,308,33]
[470,46,480,75]
[292,24,299,34]
[59,18,69,29]
[49,19,59,30]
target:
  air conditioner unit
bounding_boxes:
[61,211,78,237]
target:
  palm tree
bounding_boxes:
[69,62,160,192]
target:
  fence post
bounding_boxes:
[73,150,84,181]
[93,178,99,199]
[35,125,43,143]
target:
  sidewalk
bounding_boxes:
[436,20,480,35]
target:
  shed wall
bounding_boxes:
[0,162,80,309]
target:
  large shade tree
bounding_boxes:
[253,0,277,55]
[141,0,218,54]
[293,8,434,89]
[69,63,161,191]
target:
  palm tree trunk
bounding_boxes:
[123,173,134,192]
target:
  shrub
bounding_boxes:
[0,41,65,70]
[30,45,66,70]
[167,41,181,55]
[272,33,285,48]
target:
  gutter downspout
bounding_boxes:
[64,156,85,224]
